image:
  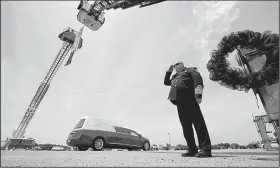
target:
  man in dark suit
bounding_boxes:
[164,61,212,158]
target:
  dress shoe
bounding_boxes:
[195,150,212,158]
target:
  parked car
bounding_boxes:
[51,146,65,151]
[66,116,150,151]
[31,146,43,151]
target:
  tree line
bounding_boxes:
[151,141,263,151]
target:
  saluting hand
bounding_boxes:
[167,65,174,73]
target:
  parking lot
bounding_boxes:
[1,149,279,167]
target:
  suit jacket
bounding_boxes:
[164,67,204,102]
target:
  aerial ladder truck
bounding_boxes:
[235,47,279,151]
[4,27,84,150]
[4,0,166,150]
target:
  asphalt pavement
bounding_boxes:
[1,149,279,167]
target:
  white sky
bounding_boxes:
[1,1,279,146]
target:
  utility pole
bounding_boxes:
[168,132,171,147]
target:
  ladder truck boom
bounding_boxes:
[77,0,166,31]
[5,27,84,149]
[12,42,72,138]
[236,47,279,150]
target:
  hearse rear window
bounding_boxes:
[74,119,86,129]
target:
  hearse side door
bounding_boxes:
[115,127,133,146]
[128,130,144,147]
[95,125,119,145]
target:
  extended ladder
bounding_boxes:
[12,42,72,138]
[5,27,83,149]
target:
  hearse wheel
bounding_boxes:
[93,137,104,151]
[78,146,89,151]
[143,141,150,151]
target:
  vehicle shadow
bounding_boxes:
[211,155,238,158]
[254,157,279,161]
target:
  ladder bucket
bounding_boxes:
[77,9,105,31]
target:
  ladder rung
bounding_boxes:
[100,2,105,7]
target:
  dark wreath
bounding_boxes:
[206,30,279,92]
